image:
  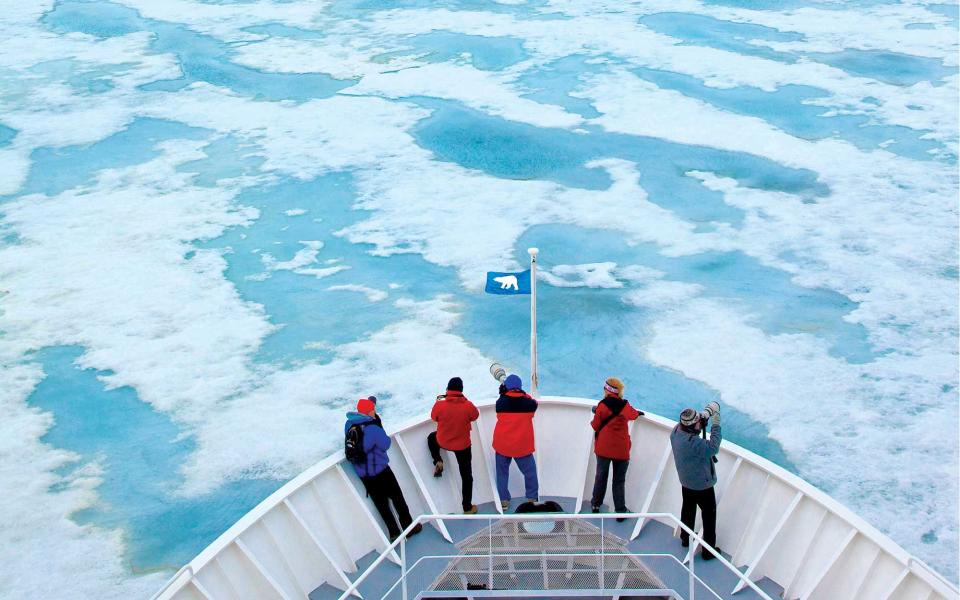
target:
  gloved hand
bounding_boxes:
[706,401,720,426]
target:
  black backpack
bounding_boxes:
[344,423,367,464]
[515,500,563,513]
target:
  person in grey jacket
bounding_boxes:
[670,401,722,560]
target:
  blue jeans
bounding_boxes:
[495,453,538,502]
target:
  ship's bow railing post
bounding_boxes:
[689,549,695,600]
[401,535,407,600]
[487,516,493,591]
[600,517,606,588]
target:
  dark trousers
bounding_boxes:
[680,486,717,549]
[591,456,629,511]
[427,432,473,510]
[360,467,412,538]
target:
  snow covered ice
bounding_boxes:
[0,0,956,597]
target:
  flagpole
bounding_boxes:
[528,247,539,398]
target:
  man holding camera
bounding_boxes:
[427,376,480,514]
[493,374,539,511]
[670,401,722,560]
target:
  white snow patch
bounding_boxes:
[624,280,704,309]
[0,141,270,413]
[110,0,332,41]
[340,158,701,289]
[263,240,324,271]
[541,262,623,288]
[296,265,351,279]
[326,284,388,303]
[142,85,434,180]
[343,62,582,129]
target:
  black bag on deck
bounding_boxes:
[515,500,563,513]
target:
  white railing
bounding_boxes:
[337,513,777,600]
[149,565,193,600]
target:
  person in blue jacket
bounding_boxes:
[345,397,423,540]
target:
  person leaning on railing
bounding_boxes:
[590,377,644,521]
[426,376,480,514]
[670,401,722,560]
[344,397,423,541]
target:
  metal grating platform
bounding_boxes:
[309,499,788,600]
[428,518,666,594]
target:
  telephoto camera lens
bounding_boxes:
[701,400,719,420]
[699,401,720,463]
[489,363,507,383]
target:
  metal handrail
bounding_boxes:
[149,565,193,600]
[380,552,724,600]
[335,512,776,600]
[909,557,959,598]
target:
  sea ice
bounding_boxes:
[0,0,955,592]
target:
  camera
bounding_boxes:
[489,363,507,383]
[490,363,508,394]
[699,401,719,428]
[699,401,720,463]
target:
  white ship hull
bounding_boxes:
[153,397,958,600]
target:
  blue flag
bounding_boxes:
[485,270,531,295]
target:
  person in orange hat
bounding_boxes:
[345,397,422,540]
[590,377,643,521]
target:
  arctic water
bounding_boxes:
[0,0,956,596]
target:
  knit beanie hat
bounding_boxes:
[604,377,624,398]
[680,408,699,427]
[504,374,522,390]
[447,377,464,392]
[357,397,376,415]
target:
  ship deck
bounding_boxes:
[308,498,784,600]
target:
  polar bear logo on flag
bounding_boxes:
[493,275,519,291]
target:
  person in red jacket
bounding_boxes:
[427,377,480,514]
[590,377,643,521]
[493,374,538,511]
